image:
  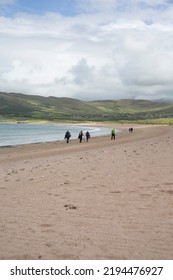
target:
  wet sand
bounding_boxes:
[0,123,173,259]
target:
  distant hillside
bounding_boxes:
[0,91,173,123]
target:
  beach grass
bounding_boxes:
[1,117,173,125]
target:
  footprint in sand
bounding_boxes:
[40,224,52,228]
[164,182,173,186]
[110,191,121,194]
[19,168,25,171]
[45,242,52,248]
[64,181,71,185]
[160,190,173,195]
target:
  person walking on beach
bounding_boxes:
[78,131,84,143]
[129,127,133,133]
[111,128,116,140]
[64,130,71,143]
[86,131,90,142]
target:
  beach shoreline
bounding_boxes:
[0,123,166,158]
[0,121,116,147]
[0,123,172,259]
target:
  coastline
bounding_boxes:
[0,121,113,147]
[0,124,173,259]
[0,123,163,161]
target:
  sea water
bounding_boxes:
[0,123,112,147]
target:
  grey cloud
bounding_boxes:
[69,59,95,85]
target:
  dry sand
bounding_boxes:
[0,123,173,260]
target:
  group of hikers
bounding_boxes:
[64,130,90,143]
[78,130,91,143]
[64,127,133,143]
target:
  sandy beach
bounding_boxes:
[0,123,173,260]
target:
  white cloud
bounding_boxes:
[75,0,170,13]
[0,0,15,4]
[131,0,167,3]
[0,3,173,100]
[76,0,118,12]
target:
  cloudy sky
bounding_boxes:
[0,0,173,100]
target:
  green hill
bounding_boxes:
[0,92,173,124]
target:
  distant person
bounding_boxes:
[129,127,133,133]
[64,130,71,143]
[111,128,116,140]
[86,131,90,142]
[78,131,84,143]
